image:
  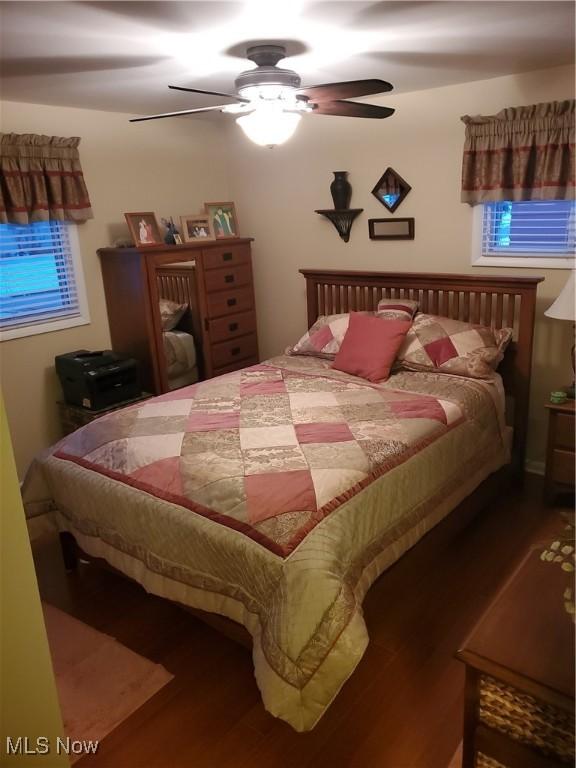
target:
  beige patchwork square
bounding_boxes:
[311,468,367,509]
[180,451,244,492]
[339,402,391,423]
[350,421,406,442]
[438,399,462,425]
[288,392,339,409]
[450,329,485,357]
[244,445,308,475]
[240,425,298,450]
[334,389,384,406]
[291,406,345,424]
[302,441,370,472]
[181,429,240,454]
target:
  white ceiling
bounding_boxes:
[0,1,574,117]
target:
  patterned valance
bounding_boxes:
[460,100,575,205]
[0,133,93,224]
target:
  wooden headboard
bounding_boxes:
[300,269,544,471]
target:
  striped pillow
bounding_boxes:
[377,298,419,321]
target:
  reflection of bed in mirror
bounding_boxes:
[156,264,201,390]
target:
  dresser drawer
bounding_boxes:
[551,448,575,486]
[211,334,258,369]
[203,244,251,270]
[209,311,257,343]
[204,264,252,294]
[555,413,575,450]
[213,356,259,377]
[206,287,254,318]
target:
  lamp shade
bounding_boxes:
[544,271,575,321]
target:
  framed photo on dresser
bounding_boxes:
[124,212,162,247]
[181,214,215,242]
[204,202,239,239]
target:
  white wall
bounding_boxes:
[225,65,575,468]
[0,101,229,475]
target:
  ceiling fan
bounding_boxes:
[130,44,394,147]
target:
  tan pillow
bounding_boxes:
[397,313,512,379]
[159,298,187,331]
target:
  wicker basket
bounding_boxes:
[479,675,574,763]
[476,753,506,768]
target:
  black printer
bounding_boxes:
[55,350,140,411]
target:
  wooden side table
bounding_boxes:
[544,401,575,504]
[58,393,153,436]
[456,545,575,768]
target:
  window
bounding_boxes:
[472,200,575,269]
[0,221,89,340]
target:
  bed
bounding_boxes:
[24,270,542,732]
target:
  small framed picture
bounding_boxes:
[124,212,162,247]
[181,214,215,242]
[368,217,415,240]
[173,234,183,245]
[204,202,239,239]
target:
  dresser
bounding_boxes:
[544,401,575,504]
[457,544,575,768]
[98,239,258,394]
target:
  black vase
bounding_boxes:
[330,171,351,210]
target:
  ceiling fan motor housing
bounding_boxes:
[235,44,301,97]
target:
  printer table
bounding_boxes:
[58,393,153,436]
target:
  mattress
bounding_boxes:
[24,354,509,731]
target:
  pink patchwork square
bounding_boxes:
[310,324,334,351]
[424,336,458,366]
[295,422,354,444]
[131,456,183,495]
[187,411,240,431]
[390,398,447,424]
[240,379,287,395]
[245,470,317,524]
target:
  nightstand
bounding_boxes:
[544,401,575,504]
[58,393,153,436]
[457,545,575,768]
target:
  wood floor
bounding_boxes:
[32,474,562,768]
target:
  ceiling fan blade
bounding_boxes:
[297,79,393,102]
[312,101,395,119]
[168,85,248,103]
[130,105,231,122]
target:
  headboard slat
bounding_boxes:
[300,269,543,473]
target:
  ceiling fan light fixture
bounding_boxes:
[238,83,297,103]
[236,105,301,147]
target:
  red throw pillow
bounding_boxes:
[332,312,412,382]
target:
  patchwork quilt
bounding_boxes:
[26,354,509,731]
[55,359,463,557]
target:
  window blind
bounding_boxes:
[0,221,82,330]
[482,200,576,258]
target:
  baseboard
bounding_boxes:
[525,460,545,477]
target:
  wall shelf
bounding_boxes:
[315,209,363,243]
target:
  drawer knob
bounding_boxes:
[225,274,235,284]
[222,252,233,261]
[231,347,241,356]
[229,322,238,332]
[227,298,237,307]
